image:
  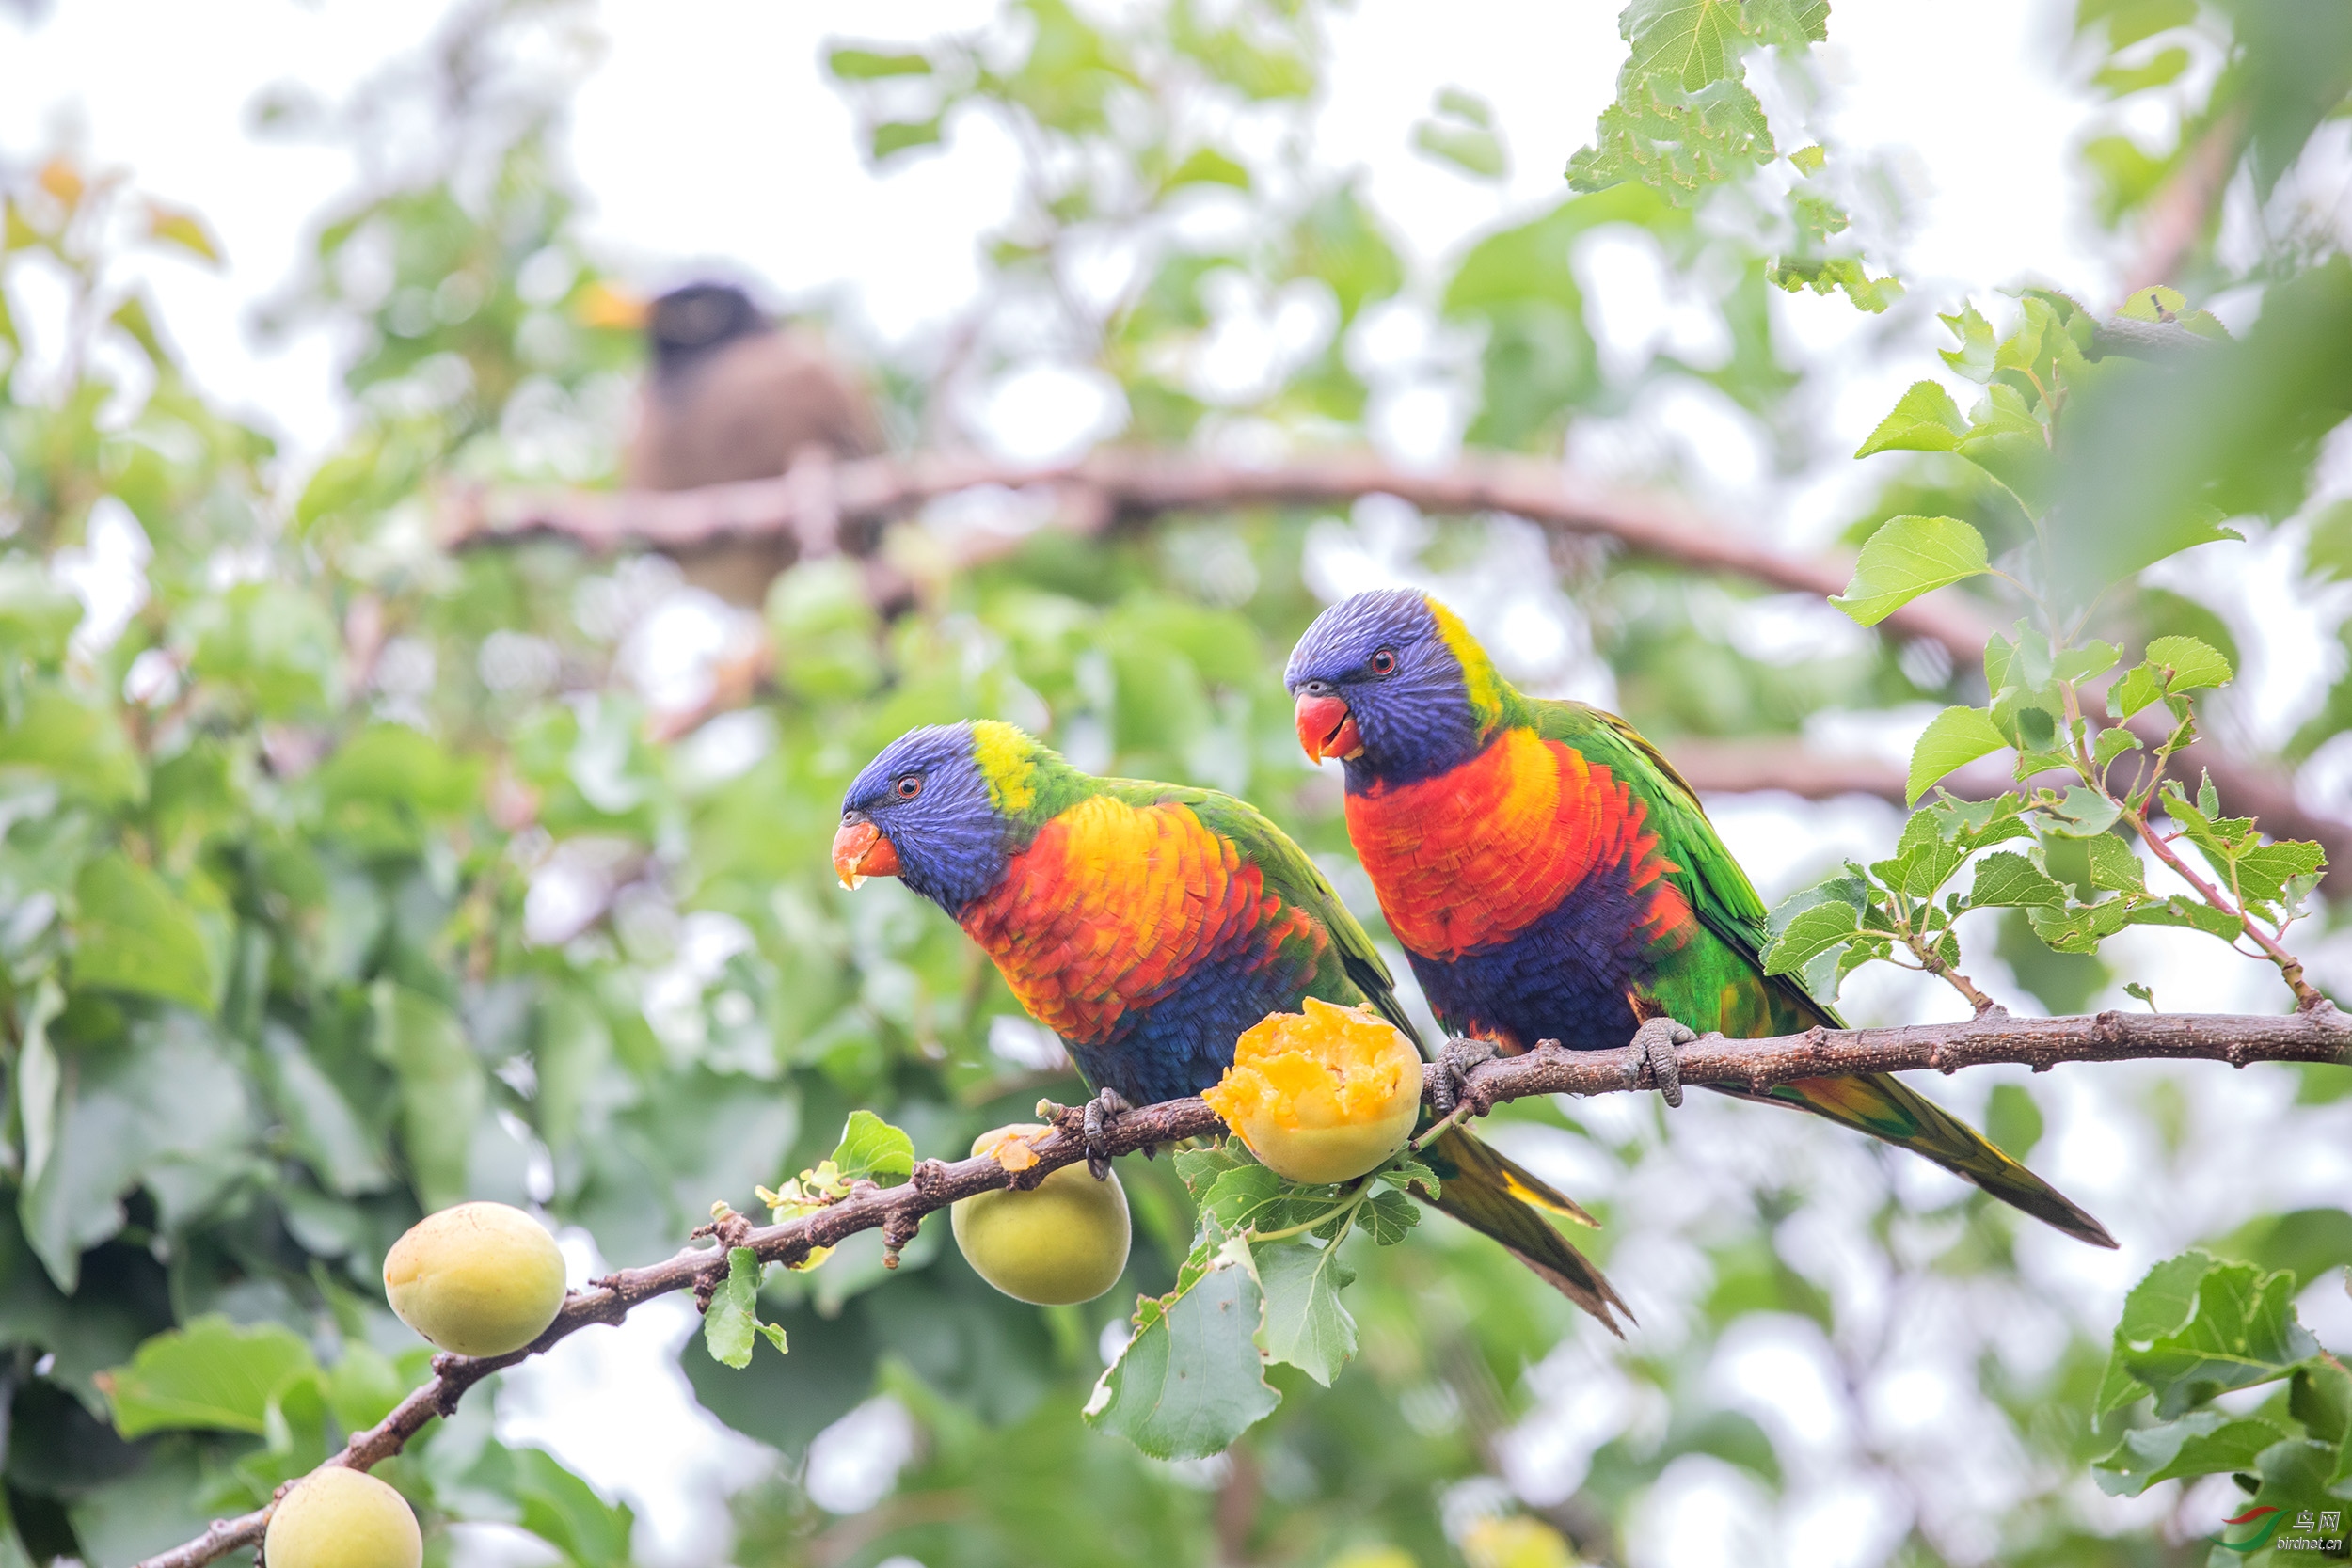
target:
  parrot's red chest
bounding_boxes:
[1345,727,1689,960]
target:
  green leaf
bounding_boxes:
[1251,1237,1357,1386]
[2121,1259,2320,1418]
[1200,1164,1329,1237]
[1939,304,1997,383]
[826,47,933,79]
[72,854,217,1012]
[2145,634,2232,692]
[2041,786,2122,838]
[2106,662,2165,719]
[18,1011,254,1291]
[101,1317,316,1438]
[371,981,485,1212]
[316,724,477,816]
[1870,810,1970,897]
[831,1110,915,1184]
[1906,705,2009,804]
[2083,833,2147,893]
[1411,122,1506,180]
[2053,641,2121,683]
[2099,1251,2216,1416]
[1355,1186,1420,1245]
[1164,148,1250,191]
[1086,1227,1280,1459]
[141,201,221,264]
[1965,851,2067,908]
[2093,1410,2291,1496]
[1761,901,1859,976]
[2027,898,2134,954]
[2290,1359,2352,1446]
[1788,142,1825,174]
[705,1247,762,1370]
[1375,1156,1439,1198]
[2092,725,2143,772]
[0,689,144,804]
[2123,895,2245,940]
[0,560,85,663]
[1833,516,1990,628]
[871,119,945,160]
[1854,382,1967,457]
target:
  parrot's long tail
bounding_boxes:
[1712,1072,2116,1248]
[1417,1126,1633,1335]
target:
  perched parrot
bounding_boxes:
[1283,588,2115,1249]
[833,720,1636,1329]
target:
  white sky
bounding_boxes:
[1,0,2122,467]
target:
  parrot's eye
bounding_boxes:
[895,774,923,800]
[1368,648,1398,676]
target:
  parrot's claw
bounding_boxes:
[1429,1037,1500,1117]
[1630,1016,1697,1108]
[1082,1088,1133,1180]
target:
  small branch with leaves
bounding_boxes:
[133,1008,2349,1568]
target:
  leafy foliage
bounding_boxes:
[5,0,2352,1563]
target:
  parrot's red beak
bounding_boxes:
[832,817,900,890]
[1295,692,1363,764]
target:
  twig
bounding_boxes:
[135,1007,2351,1568]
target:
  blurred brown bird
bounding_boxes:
[613,280,885,604]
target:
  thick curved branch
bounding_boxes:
[441,447,1992,658]
[136,1007,2350,1568]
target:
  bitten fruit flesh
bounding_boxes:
[263,1467,422,1568]
[951,1125,1131,1305]
[1202,997,1422,1184]
[384,1201,567,1356]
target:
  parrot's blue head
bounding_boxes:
[1285,590,1507,788]
[834,721,1042,913]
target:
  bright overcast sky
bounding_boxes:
[2,0,2119,467]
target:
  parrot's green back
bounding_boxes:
[1528,701,2115,1248]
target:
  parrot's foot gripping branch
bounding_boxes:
[1429,1037,1500,1117]
[1081,1087,1134,1180]
[1629,1016,1699,1108]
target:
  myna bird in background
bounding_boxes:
[596,279,886,605]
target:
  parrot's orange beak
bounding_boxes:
[1295,692,1363,764]
[832,816,900,890]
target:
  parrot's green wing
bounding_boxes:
[1527,702,2116,1249]
[1104,776,1635,1325]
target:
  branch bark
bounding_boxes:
[441,447,1993,658]
[135,1007,2351,1568]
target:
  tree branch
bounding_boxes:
[440,447,1993,658]
[135,1007,2350,1568]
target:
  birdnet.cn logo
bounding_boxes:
[2210,1503,2345,1555]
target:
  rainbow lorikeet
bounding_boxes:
[1283,589,2115,1249]
[833,721,1635,1329]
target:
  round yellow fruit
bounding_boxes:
[951,1125,1131,1306]
[383,1201,567,1357]
[263,1467,421,1568]
[1201,998,1423,1185]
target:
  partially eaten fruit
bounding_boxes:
[951,1124,1131,1305]
[1202,997,1422,1184]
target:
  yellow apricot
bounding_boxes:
[951,1125,1131,1306]
[383,1201,567,1356]
[263,1467,421,1568]
[1202,998,1422,1184]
